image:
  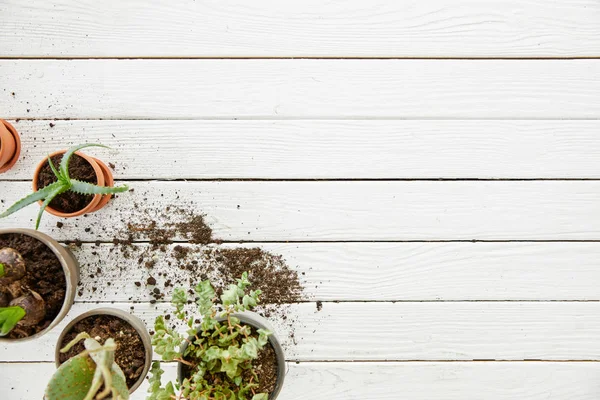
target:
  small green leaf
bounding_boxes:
[0,263,4,277]
[0,306,25,336]
[252,394,269,400]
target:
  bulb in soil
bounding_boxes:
[9,291,45,327]
[0,247,26,284]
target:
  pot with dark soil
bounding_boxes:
[0,228,79,341]
[150,272,286,400]
[0,119,21,174]
[55,308,152,395]
[0,143,129,229]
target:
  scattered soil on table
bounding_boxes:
[59,314,146,388]
[37,153,97,213]
[0,233,66,339]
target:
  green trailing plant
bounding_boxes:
[149,272,273,400]
[0,143,129,229]
[45,332,129,400]
[0,247,45,336]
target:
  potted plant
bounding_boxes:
[0,229,79,341]
[149,272,286,400]
[55,308,152,395]
[45,332,130,399]
[0,143,129,229]
[0,119,20,173]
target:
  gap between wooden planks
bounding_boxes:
[1,60,600,119]
[3,120,600,180]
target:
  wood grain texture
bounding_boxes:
[1,180,599,241]
[4,119,600,179]
[4,302,600,362]
[2,60,600,119]
[5,361,600,400]
[2,0,600,58]
[66,242,600,302]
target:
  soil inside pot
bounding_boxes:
[182,329,279,397]
[0,233,66,339]
[37,153,97,213]
[59,314,146,389]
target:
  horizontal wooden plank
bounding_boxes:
[5,119,600,179]
[67,242,600,302]
[2,0,600,58]
[2,60,599,119]
[4,302,600,362]
[5,361,600,400]
[1,180,599,241]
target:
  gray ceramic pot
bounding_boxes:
[177,311,286,399]
[54,308,153,394]
[0,228,79,342]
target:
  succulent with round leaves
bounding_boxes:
[45,332,130,400]
[0,143,129,229]
[0,247,45,336]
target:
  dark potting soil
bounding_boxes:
[0,233,66,339]
[59,314,146,388]
[37,153,97,213]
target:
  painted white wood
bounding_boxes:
[2,0,600,58]
[4,302,600,362]
[5,361,600,400]
[5,119,600,179]
[66,242,600,302]
[2,60,600,119]
[1,180,599,241]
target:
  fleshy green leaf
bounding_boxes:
[195,279,216,317]
[70,179,129,195]
[252,394,269,400]
[0,306,25,336]
[0,181,64,219]
[0,263,4,277]
[59,143,109,180]
[172,288,187,320]
[35,183,70,230]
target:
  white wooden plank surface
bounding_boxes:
[2,0,600,58]
[4,302,600,362]
[2,60,600,119]
[5,361,600,400]
[4,120,600,179]
[67,242,600,302]
[1,180,599,241]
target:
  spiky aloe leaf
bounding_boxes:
[70,179,129,196]
[0,181,65,219]
[47,154,63,181]
[35,183,70,230]
[59,144,109,180]
[0,306,25,336]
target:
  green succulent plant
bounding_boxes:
[149,272,273,400]
[0,143,129,229]
[45,332,130,400]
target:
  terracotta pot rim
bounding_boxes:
[177,311,286,399]
[54,307,152,394]
[0,120,21,174]
[32,150,104,217]
[89,157,115,212]
[0,228,79,342]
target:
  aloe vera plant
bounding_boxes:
[45,332,130,400]
[0,143,129,229]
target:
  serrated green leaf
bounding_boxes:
[0,181,64,219]
[70,179,129,195]
[35,183,70,229]
[59,143,109,180]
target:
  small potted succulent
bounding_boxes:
[0,229,79,341]
[0,143,129,229]
[55,308,153,395]
[0,119,20,173]
[149,272,286,400]
[45,332,130,399]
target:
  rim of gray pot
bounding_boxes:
[0,228,79,342]
[54,307,153,395]
[177,311,286,399]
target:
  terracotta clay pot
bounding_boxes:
[32,150,116,218]
[0,228,79,342]
[55,308,153,395]
[178,312,286,399]
[0,119,21,173]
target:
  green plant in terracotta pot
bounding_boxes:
[0,143,129,229]
[148,272,286,400]
[45,332,130,400]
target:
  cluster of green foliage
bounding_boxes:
[45,332,129,400]
[0,143,129,229]
[148,272,272,400]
